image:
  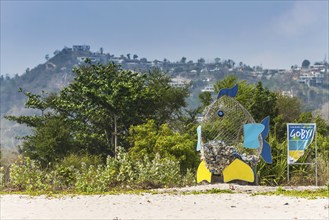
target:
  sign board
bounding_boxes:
[287,123,316,164]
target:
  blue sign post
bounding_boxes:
[287,123,317,185]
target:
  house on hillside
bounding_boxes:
[281,90,294,98]
[298,72,324,87]
[169,77,191,88]
[73,45,90,52]
[201,84,215,92]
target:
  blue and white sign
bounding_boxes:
[287,123,316,164]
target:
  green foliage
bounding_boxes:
[198,92,212,110]
[132,153,182,188]
[184,188,234,195]
[273,114,286,141]
[314,115,329,136]
[128,120,199,172]
[0,167,5,190]
[257,138,288,186]
[9,156,51,191]
[296,112,313,123]
[4,73,329,191]
[145,69,190,126]
[273,97,328,141]
[5,149,195,193]
[20,116,76,167]
[60,154,103,169]
[51,165,76,190]
[302,59,311,69]
[276,94,301,122]
[6,62,189,161]
[249,82,278,123]
[253,188,328,199]
[316,134,329,185]
[75,163,106,192]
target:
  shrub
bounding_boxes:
[75,163,106,193]
[258,139,287,186]
[60,154,103,169]
[8,156,51,191]
[134,154,181,188]
[4,148,196,193]
[129,120,199,172]
[0,166,5,190]
[51,164,77,190]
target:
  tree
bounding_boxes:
[53,50,60,56]
[276,94,301,122]
[180,57,187,64]
[249,82,278,123]
[273,94,302,141]
[133,54,138,60]
[197,58,205,66]
[20,116,76,166]
[126,53,131,60]
[140,58,147,63]
[302,59,310,69]
[198,91,212,110]
[214,57,221,64]
[7,61,189,159]
[227,59,235,69]
[145,69,189,125]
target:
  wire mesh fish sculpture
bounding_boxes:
[196,84,272,183]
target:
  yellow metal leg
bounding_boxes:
[223,159,254,183]
[196,160,212,183]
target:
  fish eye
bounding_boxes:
[217,110,224,117]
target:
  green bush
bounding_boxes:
[257,138,287,186]
[134,154,181,188]
[51,164,77,190]
[4,148,195,193]
[75,163,106,193]
[8,156,51,191]
[0,166,5,190]
[60,154,103,169]
[129,120,199,172]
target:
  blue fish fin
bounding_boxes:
[196,125,201,151]
[243,124,264,149]
[261,140,272,164]
[261,116,270,138]
[260,116,272,163]
[217,84,238,99]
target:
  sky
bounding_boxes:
[1,0,328,76]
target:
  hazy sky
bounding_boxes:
[1,0,328,76]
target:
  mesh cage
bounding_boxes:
[200,96,262,174]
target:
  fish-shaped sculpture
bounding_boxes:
[196,84,272,183]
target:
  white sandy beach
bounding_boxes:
[1,184,328,220]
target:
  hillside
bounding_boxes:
[1,45,328,148]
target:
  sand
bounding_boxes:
[1,184,328,220]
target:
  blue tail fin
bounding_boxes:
[260,116,272,164]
